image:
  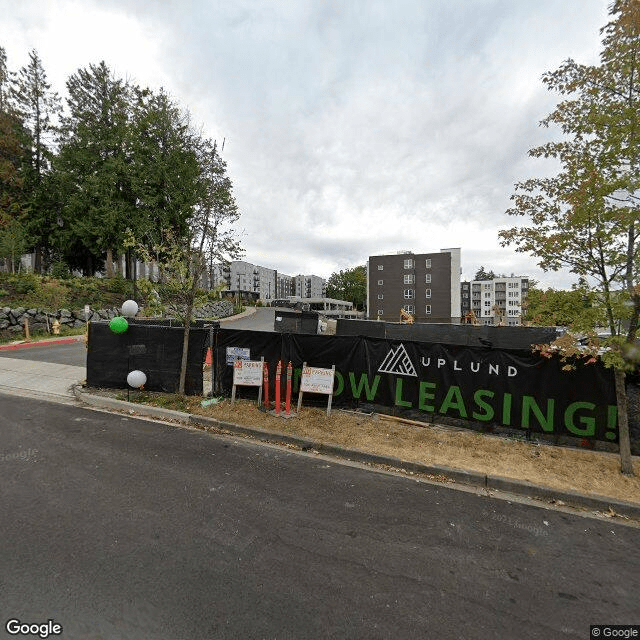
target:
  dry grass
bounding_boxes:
[174,396,640,506]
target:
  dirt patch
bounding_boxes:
[111,388,640,506]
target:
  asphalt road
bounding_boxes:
[0,340,87,367]
[1,392,638,640]
[222,307,278,331]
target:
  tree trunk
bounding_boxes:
[614,367,635,476]
[105,248,114,278]
[178,300,193,396]
[34,247,42,274]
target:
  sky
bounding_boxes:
[0,0,612,288]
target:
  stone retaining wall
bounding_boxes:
[0,300,234,334]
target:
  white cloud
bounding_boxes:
[0,0,612,288]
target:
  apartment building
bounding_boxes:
[461,276,529,325]
[277,273,296,299]
[208,260,277,302]
[294,274,326,299]
[208,262,327,303]
[367,248,461,323]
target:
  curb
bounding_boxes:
[219,306,257,323]
[0,336,84,351]
[73,387,640,520]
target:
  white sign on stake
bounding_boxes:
[297,362,335,416]
[231,357,264,405]
[226,346,250,365]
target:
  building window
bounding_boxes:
[403,304,415,314]
[403,274,415,284]
[425,274,431,283]
[377,279,383,285]
[425,289,432,298]
[377,294,384,300]
[425,259,432,268]
[425,305,432,315]
[403,259,414,269]
[404,289,415,299]
[377,265,384,271]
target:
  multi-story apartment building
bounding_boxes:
[366,248,461,323]
[208,263,327,303]
[209,260,277,302]
[461,276,529,325]
[294,274,326,299]
[277,273,296,299]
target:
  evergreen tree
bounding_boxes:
[54,61,135,275]
[0,46,29,247]
[129,87,201,253]
[11,49,62,272]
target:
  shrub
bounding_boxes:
[50,261,72,280]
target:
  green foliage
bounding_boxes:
[0,216,28,272]
[500,1,640,343]
[473,266,496,281]
[7,272,39,294]
[326,265,367,310]
[523,287,608,328]
[50,260,71,279]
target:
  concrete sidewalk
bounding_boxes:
[0,356,84,405]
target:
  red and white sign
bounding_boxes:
[232,360,263,387]
[300,366,335,395]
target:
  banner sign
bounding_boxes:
[215,329,619,441]
[233,360,263,387]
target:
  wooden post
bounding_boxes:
[296,361,307,414]
[285,361,293,415]
[24,317,30,340]
[262,361,270,409]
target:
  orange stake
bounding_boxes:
[263,361,270,409]
[285,361,293,415]
[275,360,282,415]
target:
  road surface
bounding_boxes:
[1,392,637,639]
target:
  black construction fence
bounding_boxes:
[86,321,639,446]
[87,321,209,396]
[214,328,623,443]
[335,319,559,350]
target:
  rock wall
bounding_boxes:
[0,300,235,334]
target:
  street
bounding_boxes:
[0,392,638,639]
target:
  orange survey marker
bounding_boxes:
[263,361,270,409]
[275,360,282,415]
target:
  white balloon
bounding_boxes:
[127,370,147,388]
[121,299,139,317]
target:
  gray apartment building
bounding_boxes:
[367,248,461,323]
[461,276,529,325]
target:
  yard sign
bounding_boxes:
[297,362,336,416]
[231,357,264,405]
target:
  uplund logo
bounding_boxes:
[378,343,417,377]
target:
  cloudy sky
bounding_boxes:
[0,0,611,288]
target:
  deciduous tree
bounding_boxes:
[326,265,367,310]
[500,0,640,475]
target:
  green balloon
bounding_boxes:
[109,316,129,334]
